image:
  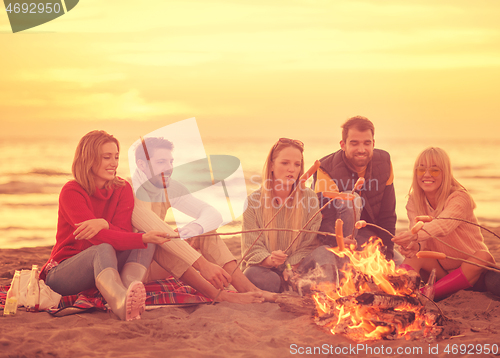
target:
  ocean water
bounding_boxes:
[1,134,499,249]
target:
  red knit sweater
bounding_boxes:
[40,179,146,280]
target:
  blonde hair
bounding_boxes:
[72,130,125,196]
[260,140,305,252]
[409,147,472,215]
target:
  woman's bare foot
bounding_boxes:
[218,291,264,304]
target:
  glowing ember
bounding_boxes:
[312,238,442,341]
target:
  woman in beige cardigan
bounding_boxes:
[241,138,322,293]
[393,147,495,301]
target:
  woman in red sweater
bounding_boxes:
[42,130,169,320]
[392,147,495,301]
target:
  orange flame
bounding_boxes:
[312,237,437,341]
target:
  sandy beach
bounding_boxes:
[1,229,500,358]
[0,228,500,357]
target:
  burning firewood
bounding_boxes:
[386,270,420,294]
[354,292,420,310]
[368,308,416,328]
[307,232,445,341]
[276,293,316,316]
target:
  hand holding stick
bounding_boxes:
[212,160,321,303]
[417,251,500,273]
[409,221,499,269]
[415,215,500,241]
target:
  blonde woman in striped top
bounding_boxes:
[393,147,495,301]
[241,138,321,293]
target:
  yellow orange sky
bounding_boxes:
[1,0,500,140]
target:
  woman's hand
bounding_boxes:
[392,230,418,248]
[393,231,421,258]
[399,241,419,258]
[263,250,288,267]
[142,231,170,245]
[74,219,109,240]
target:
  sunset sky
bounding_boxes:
[1,0,500,140]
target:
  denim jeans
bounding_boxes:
[485,270,500,297]
[318,192,362,245]
[243,266,282,293]
[244,242,403,293]
[334,192,363,238]
[45,243,155,296]
[243,246,350,293]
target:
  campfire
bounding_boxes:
[310,237,443,341]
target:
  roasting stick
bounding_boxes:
[350,177,365,240]
[418,292,448,320]
[211,160,321,303]
[282,194,345,254]
[361,217,499,270]
[400,219,498,269]
[140,136,155,178]
[140,136,170,206]
[282,177,365,254]
[415,215,500,241]
[419,227,499,270]
[167,227,338,240]
[281,194,336,254]
[409,217,498,269]
[355,220,395,239]
[417,251,500,273]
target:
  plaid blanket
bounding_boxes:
[0,277,212,316]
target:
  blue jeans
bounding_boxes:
[335,192,363,238]
[243,246,350,293]
[485,270,500,297]
[318,192,362,244]
[45,243,155,296]
[243,266,282,293]
[319,192,395,259]
[244,243,402,293]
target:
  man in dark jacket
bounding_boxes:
[312,116,396,260]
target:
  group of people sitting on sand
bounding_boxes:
[40,116,499,321]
